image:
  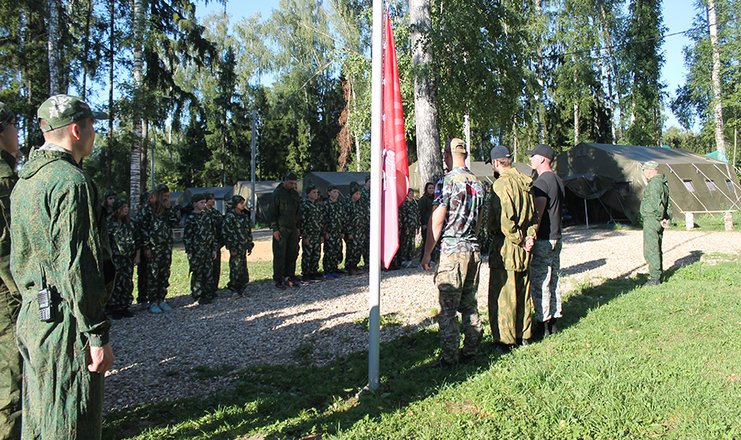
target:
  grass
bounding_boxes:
[588,212,740,232]
[104,257,740,439]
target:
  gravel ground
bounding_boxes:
[105,226,741,413]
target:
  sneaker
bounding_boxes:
[148,303,163,314]
[644,278,661,286]
[158,302,173,312]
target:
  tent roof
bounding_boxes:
[235,180,281,194]
[579,143,725,165]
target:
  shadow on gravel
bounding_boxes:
[561,258,607,276]
[664,250,703,281]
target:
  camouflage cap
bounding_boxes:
[191,193,207,203]
[0,101,15,131]
[37,95,107,132]
[104,190,117,199]
[448,138,467,154]
[641,160,659,171]
[327,184,338,193]
[230,195,245,206]
[306,184,317,194]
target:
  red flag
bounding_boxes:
[381,12,409,269]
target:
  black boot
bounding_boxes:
[531,320,546,341]
[546,318,558,336]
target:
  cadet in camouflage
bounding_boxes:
[222,195,254,294]
[359,176,371,266]
[398,189,420,264]
[205,193,224,292]
[301,185,323,280]
[107,200,139,319]
[11,95,113,439]
[184,194,217,304]
[344,182,364,274]
[322,186,345,275]
[135,191,154,304]
[0,101,21,439]
[639,161,672,285]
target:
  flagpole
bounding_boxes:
[367,0,384,392]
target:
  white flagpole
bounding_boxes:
[367,0,383,392]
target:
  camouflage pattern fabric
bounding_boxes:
[398,197,420,261]
[184,211,216,300]
[222,208,254,293]
[477,187,492,254]
[139,204,179,302]
[640,173,671,282]
[205,207,223,291]
[271,184,301,283]
[107,218,137,311]
[134,205,149,304]
[301,198,323,277]
[360,186,371,265]
[489,269,533,345]
[344,198,364,269]
[11,145,110,439]
[439,167,485,254]
[435,251,483,364]
[322,199,345,274]
[530,240,562,322]
[0,150,21,438]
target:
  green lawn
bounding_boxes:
[105,257,740,439]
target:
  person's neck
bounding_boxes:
[537,165,552,174]
[44,140,80,163]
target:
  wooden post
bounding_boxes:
[685,212,694,231]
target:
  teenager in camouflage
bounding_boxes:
[359,176,371,267]
[184,194,217,304]
[488,145,538,350]
[398,189,420,266]
[223,195,254,295]
[107,199,139,319]
[640,161,672,285]
[422,138,485,367]
[322,185,344,277]
[135,191,155,304]
[11,95,114,439]
[344,182,364,275]
[301,184,323,281]
[0,101,21,439]
[205,193,224,292]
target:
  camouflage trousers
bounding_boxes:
[0,266,21,439]
[643,222,664,282]
[361,229,370,265]
[108,254,134,311]
[273,227,299,283]
[345,236,363,269]
[301,236,321,276]
[435,251,483,364]
[398,227,417,261]
[147,246,172,303]
[190,253,215,301]
[136,253,148,304]
[17,303,104,439]
[227,250,249,293]
[489,267,532,345]
[213,246,222,292]
[323,233,343,274]
[530,240,562,322]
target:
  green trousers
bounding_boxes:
[0,260,21,439]
[273,227,299,283]
[643,222,664,281]
[489,268,532,345]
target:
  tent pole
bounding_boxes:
[251,110,258,225]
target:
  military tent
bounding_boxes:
[233,180,280,224]
[301,171,370,199]
[555,142,741,224]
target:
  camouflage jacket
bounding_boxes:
[344,198,364,237]
[222,208,254,253]
[270,183,301,231]
[205,207,223,246]
[109,218,137,258]
[183,211,216,259]
[10,145,110,346]
[399,197,420,232]
[488,167,538,271]
[139,204,180,251]
[323,198,345,235]
[640,174,672,225]
[301,198,324,239]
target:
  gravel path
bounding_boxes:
[105,227,741,413]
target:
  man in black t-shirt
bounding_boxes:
[527,144,565,339]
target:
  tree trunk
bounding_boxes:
[574,102,580,145]
[410,0,442,191]
[535,0,547,143]
[707,0,727,157]
[130,0,144,216]
[600,5,622,142]
[107,0,115,186]
[47,0,62,94]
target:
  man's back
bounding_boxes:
[439,167,484,253]
[489,167,537,271]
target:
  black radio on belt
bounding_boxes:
[38,267,54,323]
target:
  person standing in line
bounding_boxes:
[527,144,565,339]
[139,184,180,313]
[639,160,672,286]
[344,182,364,275]
[11,94,114,439]
[418,181,434,261]
[421,139,485,367]
[488,145,538,351]
[359,175,371,269]
[0,101,22,439]
[322,185,345,278]
[271,172,301,289]
[300,184,323,281]
[205,193,224,293]
[222,195,254,296]
[135,191,154,305]
[184,194,217,305]
[107,199,139,319]
[398,189,420,267]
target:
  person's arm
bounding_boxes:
[271,190,282,240]
[497,183,524,246]
[421,204,447,270]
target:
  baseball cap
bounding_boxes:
[489,145,512,162]
[641,160,659,171]
[526,144,555,160]
[37,95,107,132]
[0,102,15,130]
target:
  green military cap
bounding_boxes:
[104,190,117,199]
[305,182,317,193]
[37,94,107,132]
[191,193,207,203]
[0,101,15,131]
[641,160,659,171]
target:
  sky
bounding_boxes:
[198,0,698,130]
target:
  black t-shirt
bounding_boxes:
[533,171,565,240]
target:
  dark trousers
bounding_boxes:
[273,227,300,283]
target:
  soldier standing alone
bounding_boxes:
[222,195,254,295]
[271,172,301,289]
[184,194,217,304]
[640,161,671,285]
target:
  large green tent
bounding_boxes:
[555,142,741,224]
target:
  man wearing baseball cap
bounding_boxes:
[527,144,565,338]
[639,160,672,285]
[10,95,112,438]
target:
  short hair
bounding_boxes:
[497,157,513,167]
[40,118,88,140]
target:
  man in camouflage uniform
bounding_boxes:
[398,189,420,266]
[301,184,323,281]
[359,176,371,267]
[184,194,217,304]
[222,195,254,295]
[139,184,180,313]
[488,145,538,350]
[344,182,365,275]
[322,185,345,276]
[422,139,484,367]
[11,95,113,439]
[205,193,223,292]
[135,191,154,304]
[271,172,301,289]
[0,102,21,439]
[107,199,139,319]
[640,160,672,286]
